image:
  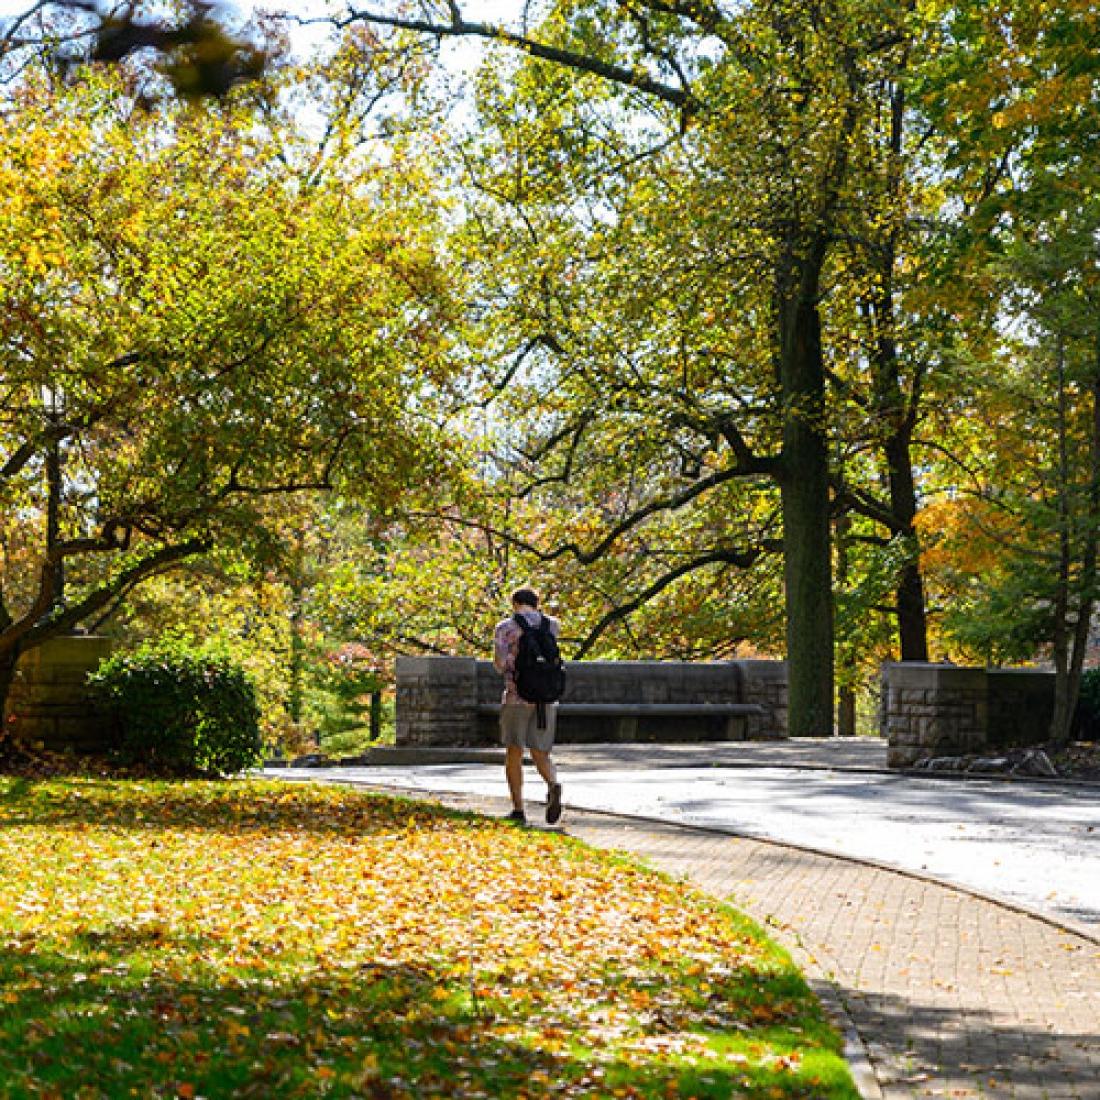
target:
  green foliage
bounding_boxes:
[90,640,262,776]
[940,577,1054,668]
[312,644,385,742]
[316,699,396,759]
[1077,669,1100,737]
[0,48,455,716]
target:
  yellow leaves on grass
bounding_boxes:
[0,779,848,1097]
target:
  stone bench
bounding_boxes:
[397,656,787,746]
[478,702,765,716]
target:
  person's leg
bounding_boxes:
[505,743,525,811]
[500,705,527,818]
[529,706,562,823]
[529,748,557,786]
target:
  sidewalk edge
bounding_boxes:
[802,975,884,1100]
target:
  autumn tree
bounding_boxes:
[305,0,933,734]
[327,0,941,733]
[912,0,1100,742]
[0,50,454,715]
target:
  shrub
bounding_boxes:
[91,641,263,776]
[1077,668,1100,740]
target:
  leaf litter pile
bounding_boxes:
[0,779,856,1098]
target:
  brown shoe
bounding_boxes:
[546,783,562,825]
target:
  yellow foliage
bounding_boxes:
[916,497,1014,577]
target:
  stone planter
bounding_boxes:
[880,662,1059,768]
[4,635,114,752]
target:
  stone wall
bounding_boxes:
[986,670,1057,750]
[395,657,479,747]
[881,662,1058,768]
[396,656,789,746]
[738,660,789,741]
[3,636,113,752]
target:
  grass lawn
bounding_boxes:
[0,778,858,1098]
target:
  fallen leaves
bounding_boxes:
[0,778,856,1097]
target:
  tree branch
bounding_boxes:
[831,480,903,533]
[318,5,692,108]
[1,438,39,480]
[574,540,781,657]
[21,537,211,647]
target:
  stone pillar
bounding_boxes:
[395,656,479,746]
[4,635,113,752]
[738,660,788,740]
[881,663,989,768]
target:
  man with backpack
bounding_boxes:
[492,586,566,825]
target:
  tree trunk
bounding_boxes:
[834,461,856,736]
[884,431,930,661]
[1065,354,1100,742]
[0,644,22,740]
[778,241,835,737]
[874,80,930,663]
[1048,340,1073,744]
[837,686,857,736]
[869,299,929,661]
[1049,335,1100,745]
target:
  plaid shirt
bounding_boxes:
[493,610,561,705]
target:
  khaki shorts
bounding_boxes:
[500,703,557,752]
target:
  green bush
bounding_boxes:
[91,641,263,776]
[1078,668,1100,739]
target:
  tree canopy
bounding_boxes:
[0,47,456,707]
[3,0,1099,745]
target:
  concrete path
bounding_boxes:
[267,741,1100,1098]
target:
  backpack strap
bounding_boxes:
[513,612,548,633]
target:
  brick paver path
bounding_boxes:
[311,779,1100,1100]
[563,809,1100,1100]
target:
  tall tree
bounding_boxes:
[910,0,1100,739]
[0,54,454,715]
[329,0,925,734]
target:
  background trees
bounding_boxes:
[339,0,931,734]
[912,0,1100,742]
[3,0,1098,746]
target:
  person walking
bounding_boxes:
[492,586,564,825]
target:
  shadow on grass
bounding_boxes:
[0,934,858,1099]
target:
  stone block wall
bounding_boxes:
[3,635,113,752]
[397,656,789,746]
[739,660,789,741]
[881,662,1058,768]
[395,657,479,747]
[986,670,1057,750]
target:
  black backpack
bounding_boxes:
[513,613,566,727]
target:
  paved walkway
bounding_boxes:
[270,743,1100,1099]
